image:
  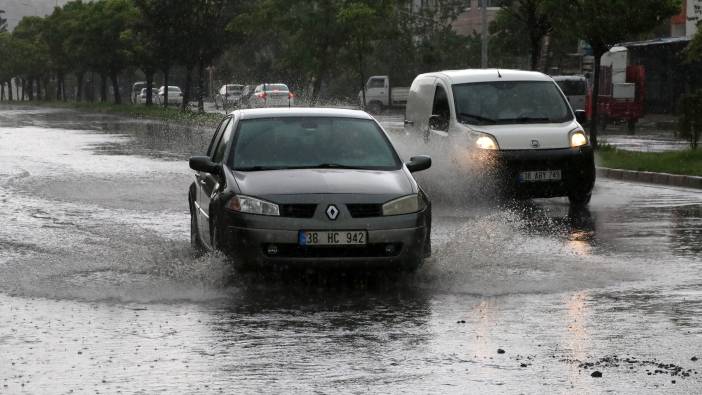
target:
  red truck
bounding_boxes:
[586,65,645,132]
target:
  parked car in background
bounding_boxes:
[131,81,146,104]
[137,88,160,105]
[248,83,294,108]
[158,85,184,106]
[552,75,588,111]
[215,84,244,110]
[238,85,256,108]
[358,75,409,114]
[405,69,595,206]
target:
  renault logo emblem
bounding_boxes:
[326,205,339,220]
[531,139,540,148]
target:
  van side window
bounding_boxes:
[368,78,385,89]
[207,117,231,157]
[432,85,450,131]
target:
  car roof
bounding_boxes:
[551,75,587,81]
[230,107,374,120]
[417,68,554,85]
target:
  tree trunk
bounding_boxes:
[146,70,154,106]
[530,34,541,71]
[197,59,205,113]
[358,46,366,109]
[162,67,169,107]
[76,72,84,102]
[100,74,107,103]
[181,64,193,112]
[28,78,34,101]
[590,53,602,149]
[110,71,121,104]
[0,83,4,101]
[8,81,13,101]
[56,74,62,100]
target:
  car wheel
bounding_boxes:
[568,191,592,207]
[401,257,424,273]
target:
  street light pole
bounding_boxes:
[481,0,488,68]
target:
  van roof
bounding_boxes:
[417,69,553,85]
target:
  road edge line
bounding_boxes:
[597,167,702,189]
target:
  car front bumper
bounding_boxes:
[215,206,429,268]
[484,146,596,198]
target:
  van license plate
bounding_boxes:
[520,170,562,182]
[299,231,367,246]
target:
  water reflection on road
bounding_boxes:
[0,105,700,393]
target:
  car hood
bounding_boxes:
[232,168,413,196]
[465,120,581,150]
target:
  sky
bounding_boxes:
[0,0,71,31]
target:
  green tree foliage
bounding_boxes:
[679,90,702,149]
[492,0,553,71]
[12,16,49,100]
[558,0,681,148]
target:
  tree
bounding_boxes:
[560,0,681,148]
[13,16,49,100]
[679,90,702,149]
[494,0,553,71]
[338,1,394,108]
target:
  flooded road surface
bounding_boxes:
[1,105,701,393]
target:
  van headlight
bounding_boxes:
[225,195,280,216]
[382,194,426,216]
[475,133,499,150]
[570,130,588,147]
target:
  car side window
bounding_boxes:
[207,117,231,157]
[212,119,235,163]
[432,85,450,131]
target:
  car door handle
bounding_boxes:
[404,120,414,126]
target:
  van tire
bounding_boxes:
[568,191,592,207]
[367,101,383,114]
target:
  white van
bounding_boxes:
[552,75,588,111]
[404,69,595,205]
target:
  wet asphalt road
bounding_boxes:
[1,105,701,394]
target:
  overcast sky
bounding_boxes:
[1,0,71,31]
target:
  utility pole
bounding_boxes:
[481,0,488,68]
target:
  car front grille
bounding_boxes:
[346,204,383,218]
[279,204,317,218]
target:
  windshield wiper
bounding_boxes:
[458,112,496,124]
[500,116,552,124]
[234,166,284,171]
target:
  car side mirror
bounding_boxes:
[405,155,432,173]
[575,109,587,124]
[189,156,220,175]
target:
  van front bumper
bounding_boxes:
[484,146,595,198]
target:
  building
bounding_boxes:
[671,0,702,38]
[451,0,500,36]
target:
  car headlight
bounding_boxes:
[475,133,499,150]
[382,194,426,216]
[225,195,279,216]
[570,130,588,147]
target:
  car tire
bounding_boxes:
[401,257,424,273]
[568,191,592,207]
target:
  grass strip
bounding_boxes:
[596,145,702,177]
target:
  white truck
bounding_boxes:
[358,75,409,113]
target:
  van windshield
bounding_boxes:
[452,81,573,125]
[556,79,587,96]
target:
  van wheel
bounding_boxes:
[568,191,592,207]
[367,101,382,114]
[627,119,637,133]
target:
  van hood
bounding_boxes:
[471,120,581,150]
[232,168,414,196]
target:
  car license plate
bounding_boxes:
[299,230,367,246]
[519,170,562,182]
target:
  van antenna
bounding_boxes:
[497,69,502,78]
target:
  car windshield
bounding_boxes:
[452,81,573,125]
[231,117,400,171]
[226,85,243,92]
[264,84,289,92]
[555,79,587,96]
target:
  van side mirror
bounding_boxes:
[575,110,587,124]
[405,155,432,173]
[429,114,448,132]
[189,156,220,175]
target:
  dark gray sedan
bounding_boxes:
[188,108,432,271]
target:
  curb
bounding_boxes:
[597,167,702,190]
